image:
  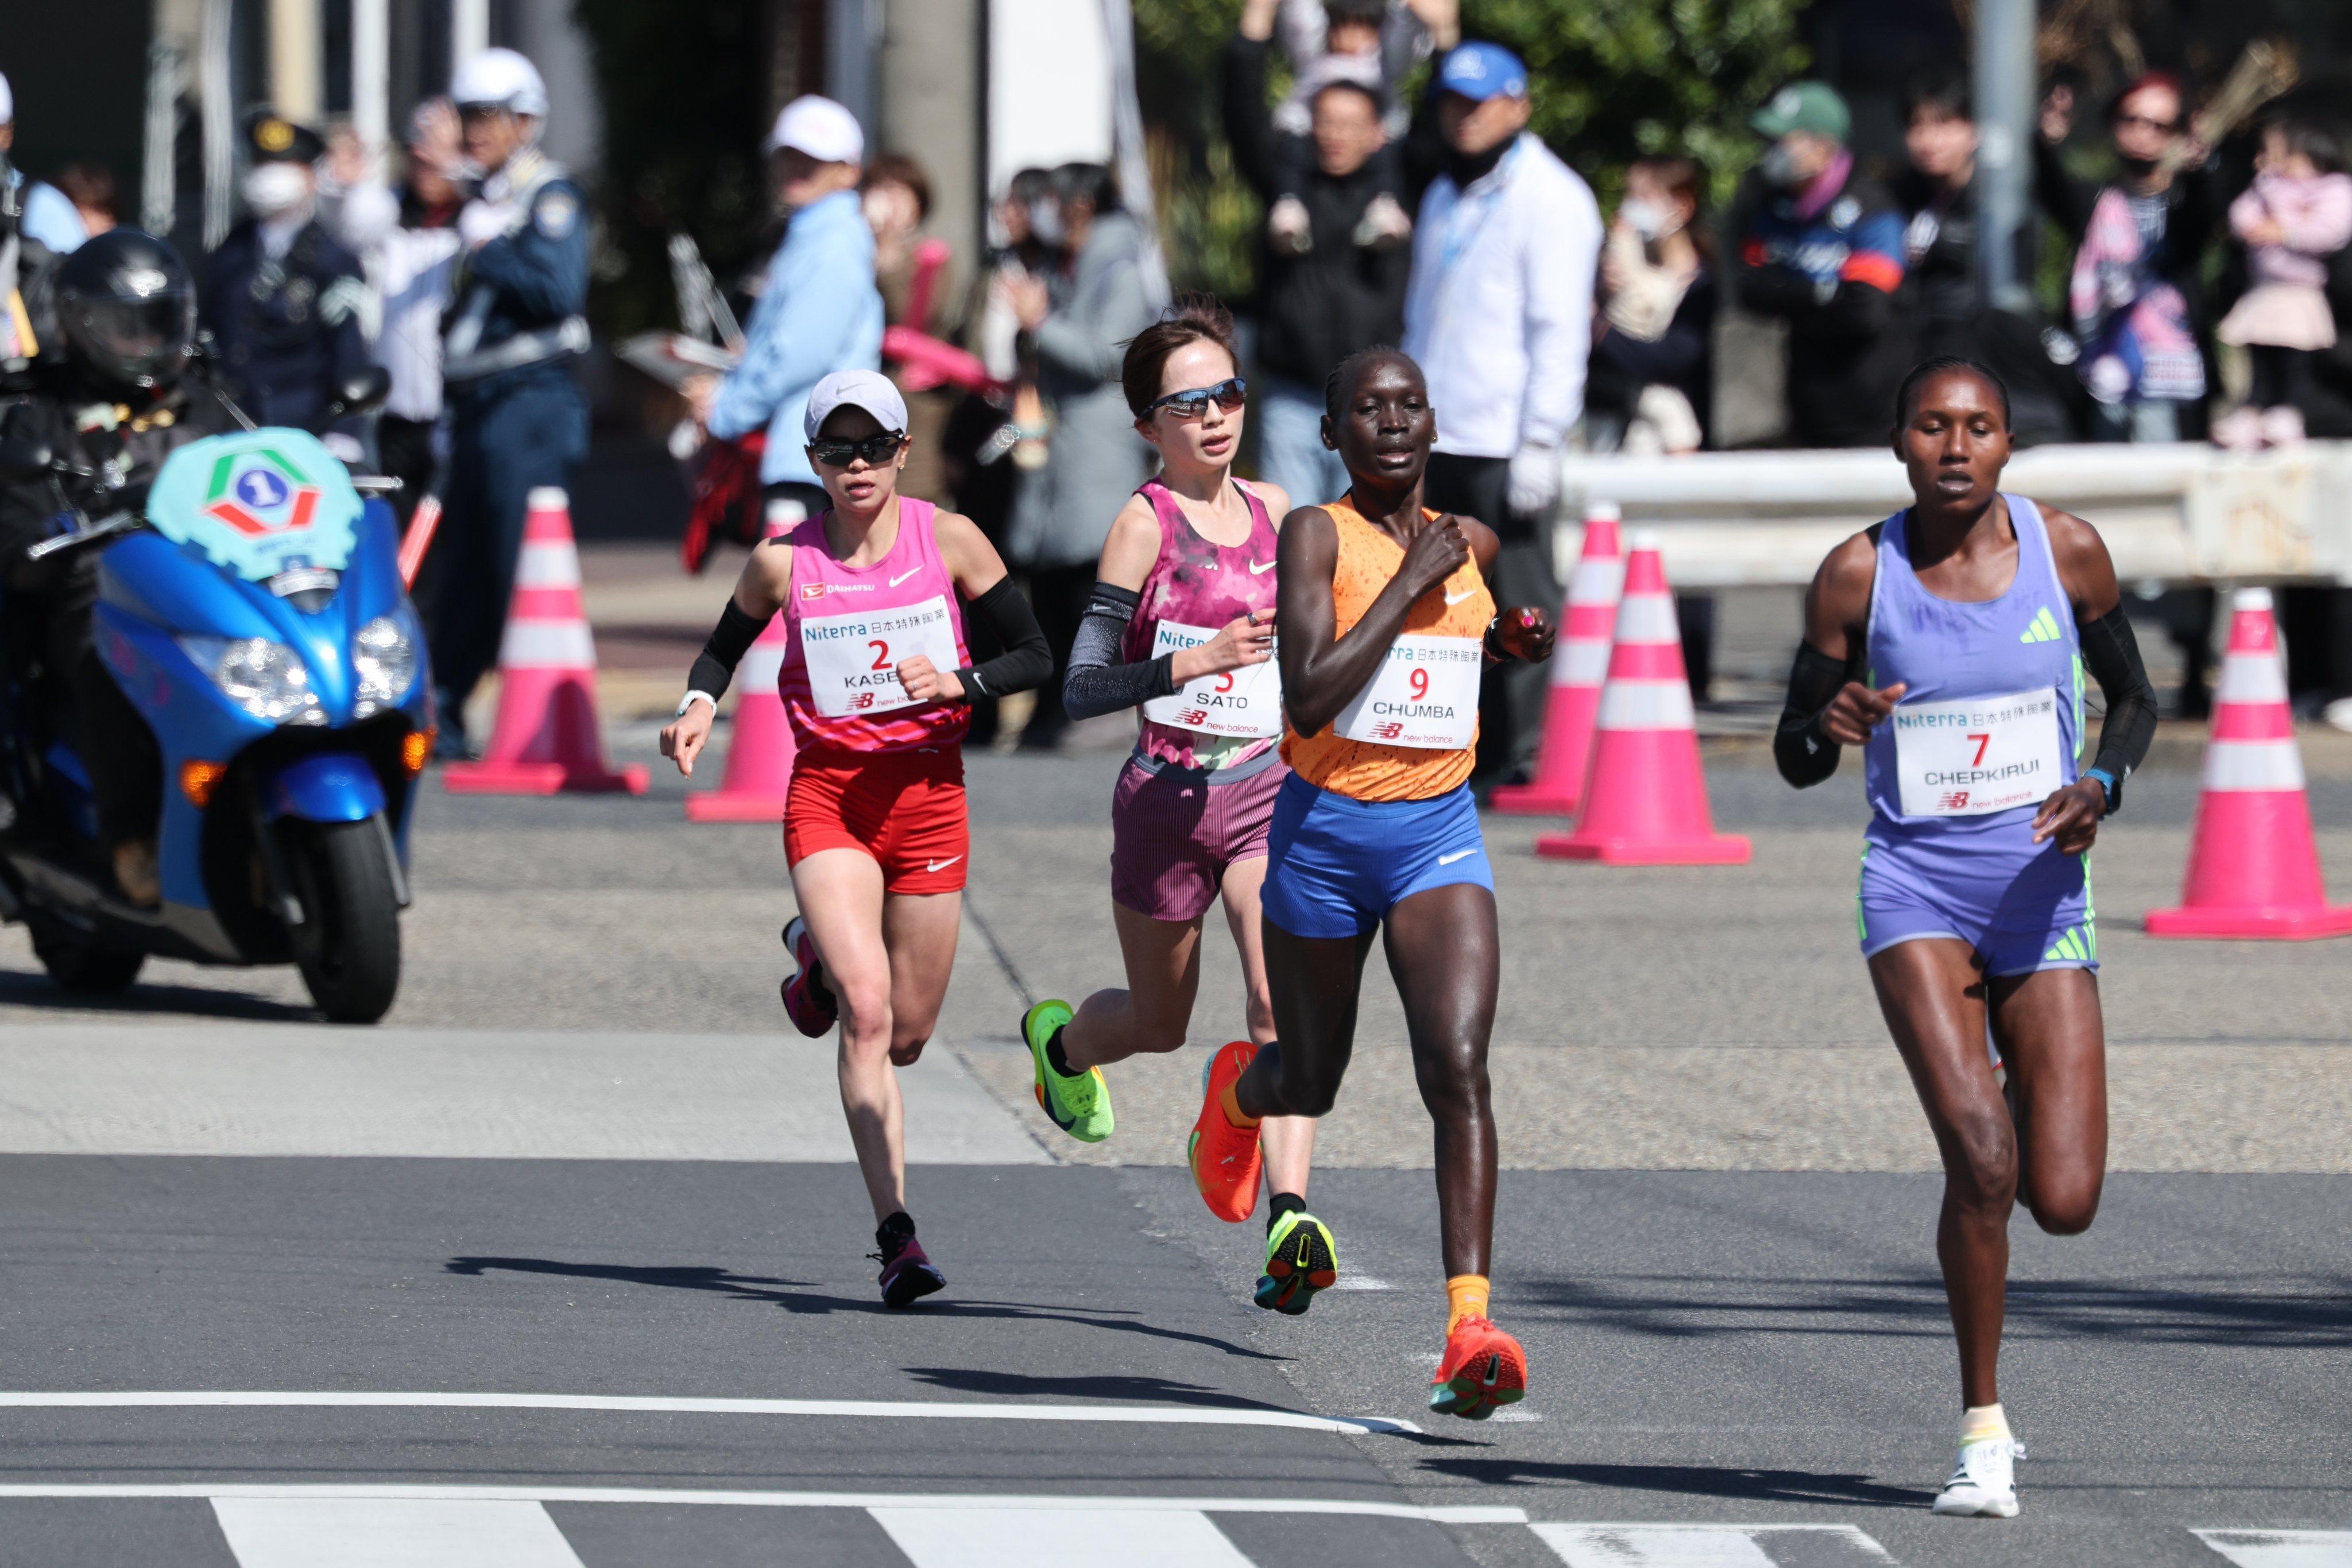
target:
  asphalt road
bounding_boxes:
[2,738,2349,1566]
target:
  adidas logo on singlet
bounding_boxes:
[2020,607,2064,644]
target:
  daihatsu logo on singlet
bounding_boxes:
[800,581,877,599]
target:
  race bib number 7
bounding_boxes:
[1892,688,2065,816]
[1332,634,1481,750]
[1140,619,1283,738]
[799,595,961,717]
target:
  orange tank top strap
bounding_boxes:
[1282,497,1495,803]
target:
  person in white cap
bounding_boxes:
[0,71,97,255]
[687,95,884,528]
[660,368,1049,1308]
[425,47,591,758]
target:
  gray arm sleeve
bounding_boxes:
[1062,580,1177,721]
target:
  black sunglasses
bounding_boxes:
[807,431,907,467]
[1146,377,1248,419]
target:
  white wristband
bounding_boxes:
[676,690,718,717]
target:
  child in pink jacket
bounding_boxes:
[2216,116,2352,448]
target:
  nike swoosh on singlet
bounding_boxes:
[926,855,964,873]
[1444,589,1476,605]
[888,568,923,587]
[1248,559,1275,574]
[1437,849,1477,865]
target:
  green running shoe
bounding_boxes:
[1254,1209,1339,1315]
[1022,999,1112,1143]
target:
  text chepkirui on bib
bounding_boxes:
[1140,619,1283,738]
[1332,634,1481,750]
[1892,687,2065,816]
[798,595,961,717]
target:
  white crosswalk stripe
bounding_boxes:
[1532,1522,1897,1567]
[871,1506,1256,1566]
[210,1498,587,1567]
[2193,1529,2352,1567]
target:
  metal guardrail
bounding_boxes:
[1554,440,2352,590]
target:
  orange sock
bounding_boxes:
[1219,1079,1260,1130]
[1446,1273,1490,1334]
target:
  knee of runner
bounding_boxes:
[888,1033,930,1067]
[834,980,895,1039]
[1410,1047,1490,1113]
[2028,1179,2102,1236]
[1945,1109,2019,1205]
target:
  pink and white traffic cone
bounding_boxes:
[2146,589,2352,939]
[1537,531,1748,865]
[686,509,799,821]
[1491,501,1623,816]
[443,487,651,796]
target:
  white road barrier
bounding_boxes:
[1553,440,2352,589]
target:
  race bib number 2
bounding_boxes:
[1140,619,1283,738]
[798,595,961,717]
[1332,634,1481,750]
[1893,688,2065,816]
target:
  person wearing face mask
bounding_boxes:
[686,96,885,536]
[1731,80,1913,449]
[1399,41,1600,785]
[196,111,374,454]
[425,48,593,756]
[1588,156,1715,458]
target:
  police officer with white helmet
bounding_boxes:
[426,47,590,758]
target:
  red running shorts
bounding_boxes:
[784,745,969,895]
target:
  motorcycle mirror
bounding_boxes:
[0,435,55,482]
[323,366,393,423]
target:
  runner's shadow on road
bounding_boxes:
[444,1259,1281,1361]
[904,1367,1287,1411]
[1421,1457,1934,1509]
[0,970,318,1022]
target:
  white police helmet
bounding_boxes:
[451,48,548,118]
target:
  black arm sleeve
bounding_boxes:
[1774,641,1856,789]
[954,576,1053,701]
[686,600,767,702]
[1061,580,1177,721]
[2076,603,2158,814]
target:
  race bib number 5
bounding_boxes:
[1332,634,1481,750]
[799,595,961,717]
[1140,620,1283,738]
[1893,688,2065,816]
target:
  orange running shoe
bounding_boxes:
[1428,1315,1527,1420]
[1187,1041,1263,1223]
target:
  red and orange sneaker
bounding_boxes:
[1187,1041,1263,1224]
[1428,1315,1527,1420]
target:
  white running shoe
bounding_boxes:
[1933,1436,2025,1517]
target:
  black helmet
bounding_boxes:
[53,229,198,394]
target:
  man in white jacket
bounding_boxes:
[1402,41,1600,782]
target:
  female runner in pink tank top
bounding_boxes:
[660,372,1050,1308]
[1014,300,1330,1314]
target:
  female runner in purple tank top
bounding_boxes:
[1776,358,2158,1520]
[1016,299,1332,1314]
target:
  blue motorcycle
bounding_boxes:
[0,388,430,1023]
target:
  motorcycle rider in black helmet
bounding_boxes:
[0,227,239,905]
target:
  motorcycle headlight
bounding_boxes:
[353,606,422,717]
[180,635,326,726]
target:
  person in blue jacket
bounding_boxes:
[687,95,885,529]
[425,48,591,757]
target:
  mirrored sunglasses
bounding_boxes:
[807,431,907,467]
[1147,377,1249,419]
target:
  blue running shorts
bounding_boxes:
[1261,773,1494,940]
[1857,826,2097,976]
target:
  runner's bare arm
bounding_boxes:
[663,542,795,776]
[1777,531,1902,784]
[1279,504,1467,737]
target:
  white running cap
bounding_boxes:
[805,369,907,440]
[768,95,864,163]
[1584,499,1622,522]
[451,48,548,117]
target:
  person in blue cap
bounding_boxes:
[1400,38,1600,787]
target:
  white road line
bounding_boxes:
[0,1390,1415,1436]
[1533,1523,1897,1567]
[873,1506,1255,1567]
[211,1498,587,1568]
[2194,1530,2352,1567]
[0,1484,1524,1524]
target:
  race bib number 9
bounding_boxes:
[1140,619,1283,738]
[799,595,961,717]
[1332,634,1481,751]
[1893,688,2065,816]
